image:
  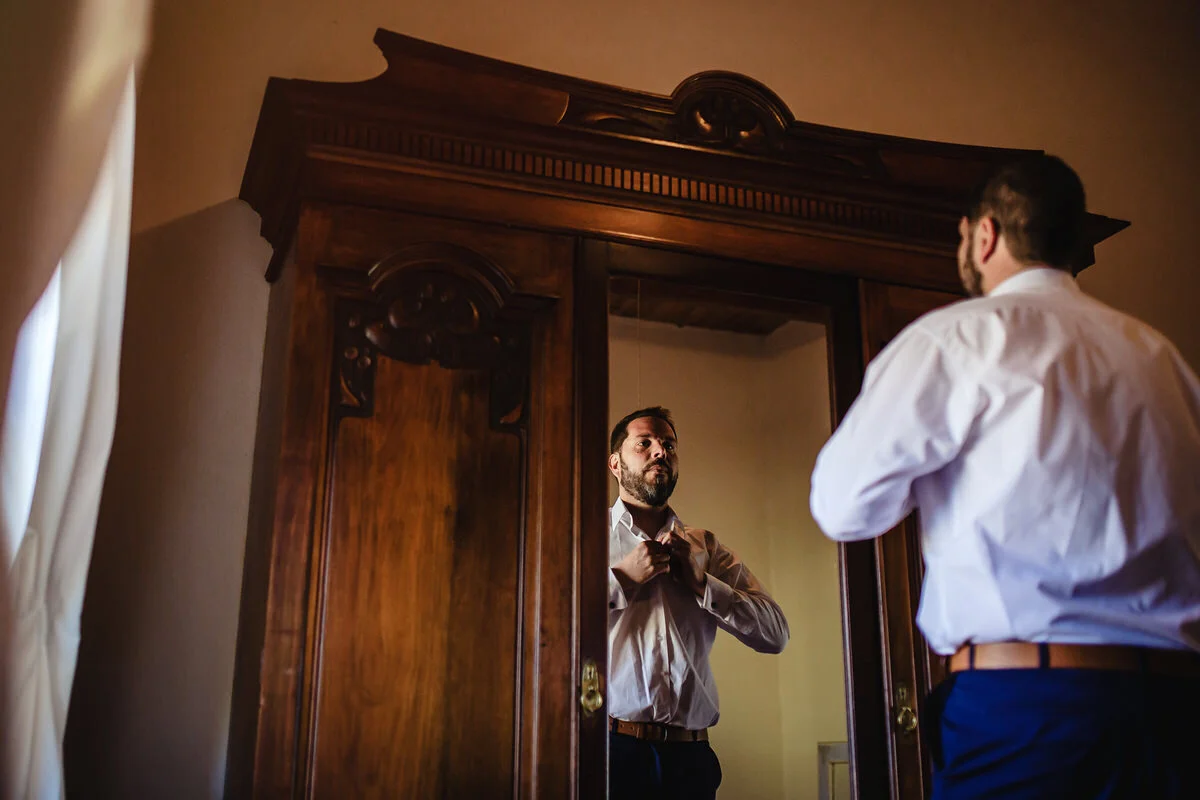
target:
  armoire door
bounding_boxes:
[858,279,962,800]
[227,205,600,799]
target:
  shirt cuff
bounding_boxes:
[699,574,734,617]
[608,568,631,611]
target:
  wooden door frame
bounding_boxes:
[231,28,1130,799]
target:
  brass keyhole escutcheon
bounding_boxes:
[893,682,917,735]
[580,659,604,715]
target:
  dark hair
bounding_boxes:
[965,154,1087,271]
[609,406,677,455]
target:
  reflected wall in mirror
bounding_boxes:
[607,281,848,800]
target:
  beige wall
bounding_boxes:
[65,200,270,797]
[66,0,1200,796]
[760,324,847,800]
[609,316,845,799]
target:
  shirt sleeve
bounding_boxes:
[810,323,979,542]
[608,568,632,611]
[697,534,789,654]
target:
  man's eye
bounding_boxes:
[664,443,676,452]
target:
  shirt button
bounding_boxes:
[609,602,616,609]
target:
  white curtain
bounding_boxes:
[1,36,142,800]
[0,1,150,412]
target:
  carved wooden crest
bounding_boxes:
[674,73,789,150]
[334,242,550,433]
[560,71,882,177]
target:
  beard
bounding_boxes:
[959,231,984,297]
[618,454,677,508]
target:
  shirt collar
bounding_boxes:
[989,267,1080,298]
[611,497,683,539]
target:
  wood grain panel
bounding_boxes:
[314,360,521,798]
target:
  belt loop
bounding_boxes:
[1038,643,1050,669]
[968,644,976,670]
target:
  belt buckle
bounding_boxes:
[644,723,665,742]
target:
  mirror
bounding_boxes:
[606,277,850,799]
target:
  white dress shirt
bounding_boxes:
[811,268,1200,655]
[607,499,789,729]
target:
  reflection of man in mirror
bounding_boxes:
[811,155,1200,798]
[606,406,789,800]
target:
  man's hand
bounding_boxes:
[661,530,707,598]
[612,540,671,591]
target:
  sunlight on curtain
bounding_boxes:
[2,69,136,800]
[1,273,59,568]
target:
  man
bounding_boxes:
[810,154,1200,798]
[606,406,789,800]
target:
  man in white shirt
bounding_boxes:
[810,154,1200,798]
[606,406,789,800]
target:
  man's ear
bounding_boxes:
[976,216,1000,263]
[608,452,620,478]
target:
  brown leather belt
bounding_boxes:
[949,642,1200,678]
[609,717,709,742]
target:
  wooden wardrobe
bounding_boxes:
[226,30,1128,800]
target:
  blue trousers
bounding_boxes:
[926,668,1200,799]
[609,731,722,800]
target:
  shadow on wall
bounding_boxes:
[64,199,271,799]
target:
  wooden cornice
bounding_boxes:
[241,29,1128,283]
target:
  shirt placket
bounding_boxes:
[652,587,669,711]
[649,524,676,718]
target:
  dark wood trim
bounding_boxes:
[224,205,342,798]
[518,240,578,800]
[870,520,926,800]
[300,155,968,293]
[823,286,892,800]
[224,241,296,799]
[574,238,611,800]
